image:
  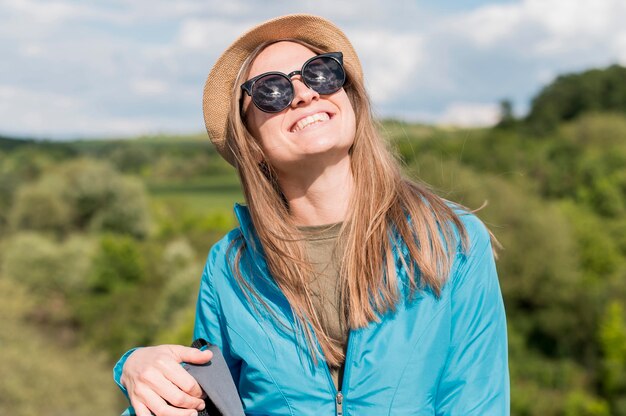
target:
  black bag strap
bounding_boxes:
[184,339,245,416]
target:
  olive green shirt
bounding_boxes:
[298,222,348,390]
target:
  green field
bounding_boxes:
[148,173,244,215]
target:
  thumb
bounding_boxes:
[169,345,214,364]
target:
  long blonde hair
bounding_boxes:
[224,39,469,367]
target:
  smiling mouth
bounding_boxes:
[290,112,331,133]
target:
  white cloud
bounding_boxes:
[526,0,616,39]
[616,34,626,65]
[445,0,626,57]
[536,68,556,85]
[349,30,424,103]
[177,18,253,51]
[445,4,525,49]
[131,79,169,96]
[1,0,626,139]
[2,0,89,23]
[436,102,500,127]
[0,84,81,135]
[19,43,44,57]
[0,83,177,138]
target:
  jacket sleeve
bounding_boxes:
[112,347,139,399]
[435,217,510,415]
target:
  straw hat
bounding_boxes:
[202,14,363,165]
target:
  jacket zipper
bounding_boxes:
[325,330,357,416]
[235,206,354,415]
[335,391,344,416]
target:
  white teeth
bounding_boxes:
[292,112,330,132]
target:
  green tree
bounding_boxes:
[7,158,151,238]
[526,65,626,132]
[1,232,93,295]
[8,177,73,234]
[496,98,516,129]
[1,233,95,332]
[564,390,610,416]
[599,301,626,414]
[0,279,122,416]
[60,159,150,237]
[73,234,160,357]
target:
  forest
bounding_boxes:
[1,64,626,415]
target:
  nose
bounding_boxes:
[290,76,319,108]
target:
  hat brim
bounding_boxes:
[202,14,363,166]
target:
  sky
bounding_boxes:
[1,0,625,140]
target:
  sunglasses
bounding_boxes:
[241,52,346,113]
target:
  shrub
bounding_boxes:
[9,177,73,234]
[7,158,151,238]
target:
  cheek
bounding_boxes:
[246,106,270,139]
[248,110,285,153]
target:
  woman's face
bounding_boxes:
[241,41,356,173]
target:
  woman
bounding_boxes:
[114,14,509,416]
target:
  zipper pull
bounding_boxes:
[335,391,344,416]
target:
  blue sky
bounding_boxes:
[1,0,625,139]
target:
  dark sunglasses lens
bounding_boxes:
[303,57,346,95]
[251,74,293,112]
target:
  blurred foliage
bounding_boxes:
[0,278,123,415]
[599,301,626,408]
[71,233,161,357]
[2,232,93,295]
[0,146,68,233]
[526,64,626,132]
[1,64,626,415]
[8,158,151,238]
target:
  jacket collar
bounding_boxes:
[234,203,255,244]
[233,203,295,319]
[233,203,269,273]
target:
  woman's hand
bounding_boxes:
[121,345,214,416]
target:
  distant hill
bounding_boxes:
[0,135,38,150]
[526,64,626,131]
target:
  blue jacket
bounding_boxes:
[115,203,509,415]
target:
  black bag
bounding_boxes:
[183,339,246,416]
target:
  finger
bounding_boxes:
[168,345,213,365]
[130,400,153,416]
[158,358,206,401]
[143,387,199,416]
[144,367,205,411]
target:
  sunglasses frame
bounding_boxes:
[240,51,345,113]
